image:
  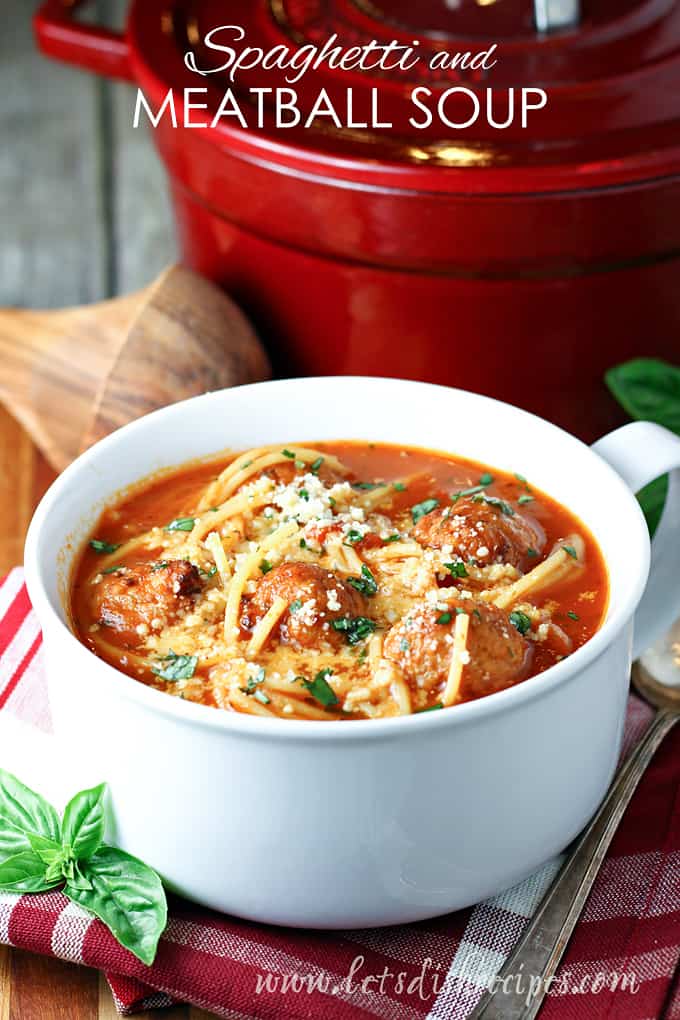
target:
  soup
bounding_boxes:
[71,442,609,720]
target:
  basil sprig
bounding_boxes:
[605,358,680,533]
[0,769,167,965]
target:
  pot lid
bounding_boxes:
[129,0,680,192]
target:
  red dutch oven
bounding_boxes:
[35,0,680,441]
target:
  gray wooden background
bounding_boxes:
[1,0,176,311]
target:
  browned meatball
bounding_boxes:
[383,598,532,700]
[244,561,367,649]
[412,497,545,571]
[93,560,203,644]
[259,461,344,489]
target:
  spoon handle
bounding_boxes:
[468,708,678,1020]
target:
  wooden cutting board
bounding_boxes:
[0,408,216,1018]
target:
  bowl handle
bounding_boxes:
[592,422,680,659]
[34,0,134,82]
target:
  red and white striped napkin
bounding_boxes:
[0,567,679,1019]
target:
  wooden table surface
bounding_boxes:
[0,4,218,1016]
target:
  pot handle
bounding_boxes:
[592,422,680,659]
[34,0,134,82]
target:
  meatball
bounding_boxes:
[383,598,532,700]
[93,560,203,644]
[244,561,367,649]
[259,460,344,489]
[411,497,545,571]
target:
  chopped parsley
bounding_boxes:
[90,539,121,555]
[151,561,169,571]
[400,637,410,652]
[102,565,124,575]
[451,485,485,501]
[527,547,538,558]
[518,494,534,505]
[384,534,401,544]
[254,689,271,705]
[239,460,253,469]
[411,498,440,524]
[331,616,377,645]
[417,703,443,713]
[444,560,468,579]
[282,449,296,459]
[165,517,196,533]
[567,611,580,621]
[344,529,363,545]
[259,559,273,574]
[347,564,378,597]
[198,565,218,580]
[472,494,515,517]
[455,607,468,616]
[563,545,578,560]
[437,612,452,625]
[289,598,303,614]
[393,482,407,492]
[152,651,198,683]
[515,473,528,484]
[298,488,310,501]
[479,473,494,486]
[298,668,338,707]
[310,457,324,474]
[299,538,308,549]
[241,667,270,704]
[510,610,532,636]
[352,481,382,491]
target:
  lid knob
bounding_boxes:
[534,0,580,31]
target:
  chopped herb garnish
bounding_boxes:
[479,473,494,486]
[515,473,528,485]
[298,668,338,707]
[282,449,296,459]
[384,534,401,544]
[357,646,368,663]
[472,608,482,620]
[90,539,121,555]
[347,565,378,597]
[452,485,485,501]
[437,612,452,625]
[165,517,196,533]
[472,494,515,517]
[352,481,382,491]
[198,565,218,580]
[289,598,302,614]
[563,545,578,560]
[240,460,253,469]
[455,607,468,616]
[444,560,468,579]
[241,668,269,701]
[298,488,310,501]
[509,610,532,636]
[411,498,440,524]
[344,529,363,545]
[151,651,198,683]
[400,637,410,652]
[567,611,580,621]
[393,482,407,492]
[331,616,377,645]
[151,561,169,571]
[518,494,534,505]
[299,538,308,549]
[527,548,538,558]
[328,496,336,508]
[254,689,271,706]
[417,703,443,713]
[259,559,273,574]
[310,457,324,474]
[102,565,124,575]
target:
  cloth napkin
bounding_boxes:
[0,568,679,1020]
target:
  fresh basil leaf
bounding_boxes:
[0,769,61,859]
[26,832,63,866]
[411,499,440,525]
[164,517,195,533]
[605,359,680,535]
[62,783,106,861]
[637,476,669,535]
[69,861,94,892]
[347,564,378,597]
[90,539,121,555]
[331,616,377,645]
[605,358,680,433]
[510,610,532,636]
[0,851,59,894]
[299,669,339,708]
[151,651,197,683]
[66,846,167,966]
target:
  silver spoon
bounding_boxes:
[468,621,680,1020]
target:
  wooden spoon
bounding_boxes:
[0,265,270,473]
